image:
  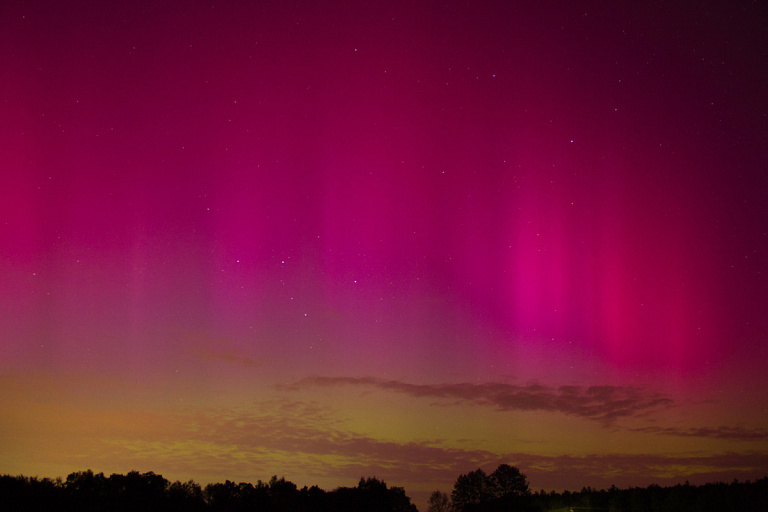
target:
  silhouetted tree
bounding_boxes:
[204,480,239,511]
[65,469,111,511]
[268,475,300,511]
[451,469,493,511]
[300,484,329,512]
[6,467,766,512]
[167,479,206,512]
[451,465,533,512]
[490,464,529,497]
[108,471,169,511]
[329,477,418,512]
[0,475,61,512]
[385,484,419,512]
[428,490,451,512]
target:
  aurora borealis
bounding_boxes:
[1,1,767,509]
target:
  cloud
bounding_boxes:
[88,399,500,486]
[106,401,768,493]
[32,396,765,499]
[182,330,268,368]
[630,426,768,441]
[285,376,674,424]
[182,400,499,480]
[514,451,768,491]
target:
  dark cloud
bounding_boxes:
[183,331,268,368]
[630,425,768,441]
[285,376,674,424]
[508,451,768,492]
[131,401,768,493]
[185,400,499,478]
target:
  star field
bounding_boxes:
[1,1,767,510]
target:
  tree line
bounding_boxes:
[3,466,767,511]
[0,470,417,512]
[430,464,768,512]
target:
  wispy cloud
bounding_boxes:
[184,400,498,478]
[27,394,765,495]
[510,451,768,491]
[91,400,501,485]
[285,376,674,424]
[630,426,768,441]
[182,330,267,368]
[105,401,768,492]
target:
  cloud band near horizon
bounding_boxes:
[284,376,675,425]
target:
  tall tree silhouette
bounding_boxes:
[428,490,451,512]
[108,471,169,512]
[451,469,494,511]
[490,464,529,497]
[451,465,531,512]
[65,470,110,511]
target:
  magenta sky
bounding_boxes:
[2,1,767,510]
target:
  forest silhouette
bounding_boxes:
[1,466,767,512]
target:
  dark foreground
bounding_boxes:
[1,470,767,512]
[0,472,416,512]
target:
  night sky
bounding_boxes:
[2,1,767,509]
